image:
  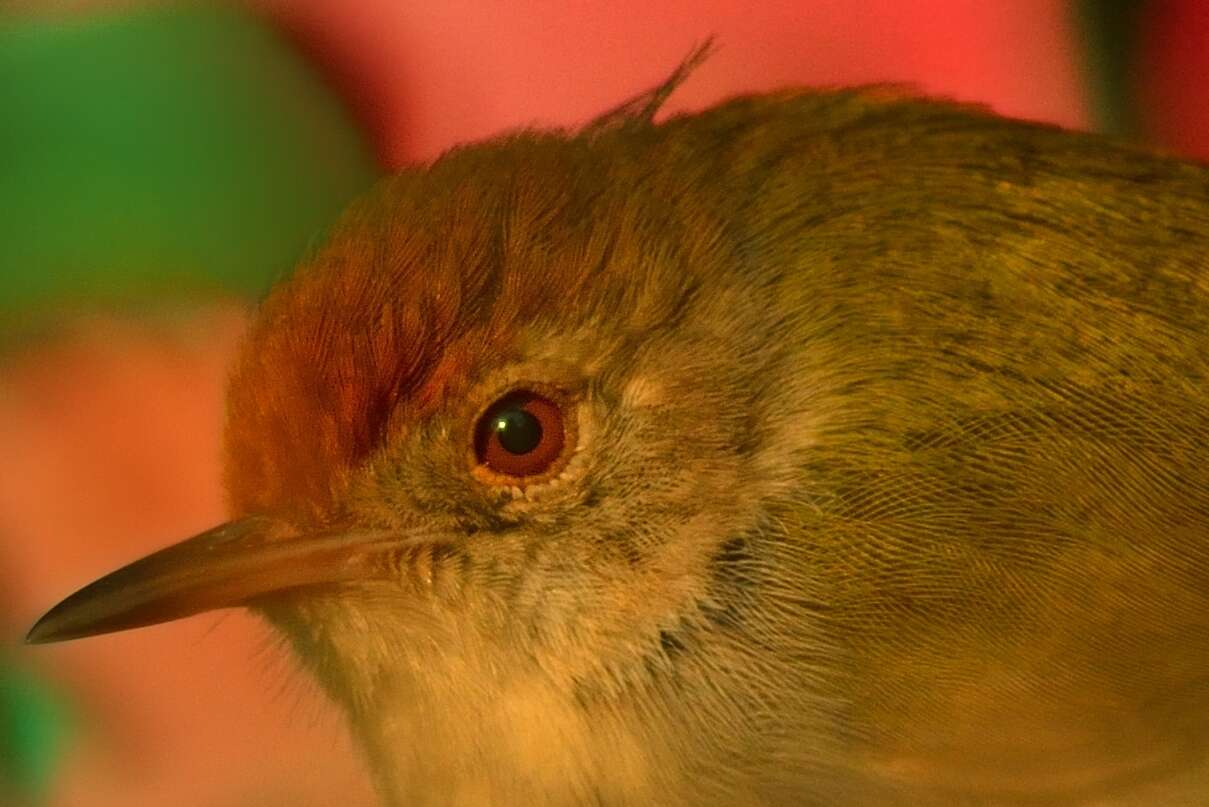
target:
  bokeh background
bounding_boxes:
[1,1,1207,804]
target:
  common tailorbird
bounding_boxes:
[25,55,1209,806]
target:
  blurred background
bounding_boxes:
[0,1,1206,804]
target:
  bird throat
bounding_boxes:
[262,592,673,807]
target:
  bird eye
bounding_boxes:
[473,391,567,481]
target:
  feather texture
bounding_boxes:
[223,85,1209,805]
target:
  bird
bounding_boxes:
[25,49,1209,806]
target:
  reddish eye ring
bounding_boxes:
[472,390,568,482]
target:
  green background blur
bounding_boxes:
[0,4,378,334]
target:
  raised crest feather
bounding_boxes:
[585,38,717,133]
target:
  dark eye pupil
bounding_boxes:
[493,407,543,455]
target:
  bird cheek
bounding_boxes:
[620,375,667,409]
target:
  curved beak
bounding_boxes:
[26,517,401,644]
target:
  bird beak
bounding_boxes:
[26,516,400,644]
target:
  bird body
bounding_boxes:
[29,78,1209,806]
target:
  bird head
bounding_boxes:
[216,120,810,801]
[26,66,845,803]
[28,55,1209,807]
